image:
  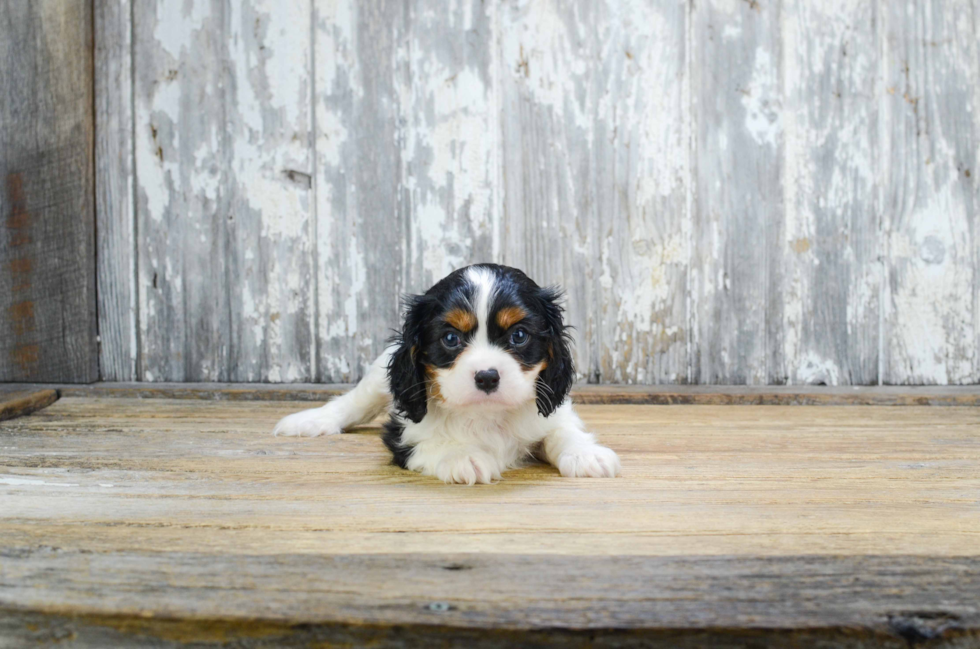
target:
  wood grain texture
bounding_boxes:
[95,0,138,382]
[691,0,782,385]
[1,398,979,644]
[2,398,979,556]
[313,0,408,382]
[2,555,979,647]
[779,0,880,385]
[94,0,980,386]
[134,0,314,382]
[3,381,979,405]
[881,0,979,385]
[0,389,58,421]
[0,1,98,383]
[499,0,690,385]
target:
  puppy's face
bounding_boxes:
[388,265,574,423]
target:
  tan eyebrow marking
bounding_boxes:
[445,308,477,333]
[496,306,527,330]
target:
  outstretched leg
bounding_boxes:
[272,348,393,437]
[538,403,621,478]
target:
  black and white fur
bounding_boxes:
[272,264,621,485]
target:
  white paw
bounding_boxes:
[434,453,500,486]
[557,444,621,478]
[272,407,343,437]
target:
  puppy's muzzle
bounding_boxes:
[474,368,500,394]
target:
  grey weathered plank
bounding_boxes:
[881,0,979,385]
[691,0,783,385]
[134,0,314,382]
[92,0,980,387]
[0,389,58,421]
[1,552,979,647]
[95,0,138,382]
[315,0,499,383]
[0,0,98,383]
[313,0,410,381]
[777,0,880,385]
[498,1,689,385]
[0,381,974,406]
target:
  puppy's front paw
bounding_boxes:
[434,453,500,486]
[558,444,621,478]
[272,407,343,437]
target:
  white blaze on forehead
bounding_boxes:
[465,266,497,347]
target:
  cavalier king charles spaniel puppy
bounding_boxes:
[273,264,621,485]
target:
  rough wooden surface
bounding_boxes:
[881,0,980,385]
[2,555,978,647]
[95,0,980,386]
[95,0,137,382]
[0,1,97,383]
[133,0,315,382]
[780,0,880,386]
[2,398,978,556]
[4,382,980,405]
[1,398,978,646]
[0,390,58,421]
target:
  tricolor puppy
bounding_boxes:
[272,264,621,485]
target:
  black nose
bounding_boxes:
[474,369,500,394]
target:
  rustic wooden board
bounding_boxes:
[779,0,880,385]
[95,0,980,386]
[2,382,979,405]
[499,0,690,385]
[1,398,979,645]
[133,0,314,382]
[95,0,138,382]
[2,398,978,556]
[0,390,58,421]
[881,0,979,385]
[2,554,978,647]
[0,1,97,383]
[691,0,782,385]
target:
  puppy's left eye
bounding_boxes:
[509,327,530,347]
[442,331,461,349]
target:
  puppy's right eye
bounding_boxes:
[442,332,461,349]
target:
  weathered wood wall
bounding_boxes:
[1,0,98,383]
[96,0,980,385]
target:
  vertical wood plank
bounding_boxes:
[0,0,98,383]
[135,0,314,382]
[591,0,689,384]
[402,1,497,288]
[314,0,409,381]
[499,0,689,384]
[315,0,497,381]
[777,0,880,385]
[95,0,137,381]
[881,0,979,384]
[691,0,783,384]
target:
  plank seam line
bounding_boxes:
[309,0,319,383]
[130,0,141,383]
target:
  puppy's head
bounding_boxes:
[388,264,573,423]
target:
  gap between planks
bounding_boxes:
[2,383,980,405]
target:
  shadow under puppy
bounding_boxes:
[273,264,621,485]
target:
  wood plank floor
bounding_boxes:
[2,397,979,647]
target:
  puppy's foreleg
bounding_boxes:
[405,439,503,486]
[272,348,393,437]
[539,404,621,478]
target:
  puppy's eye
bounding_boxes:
[509,327,529,347]
[442,331,461,349]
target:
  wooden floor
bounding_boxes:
[2,395,979,647]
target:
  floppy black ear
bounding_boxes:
[387,295,432,423]
[536,286,574,417]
